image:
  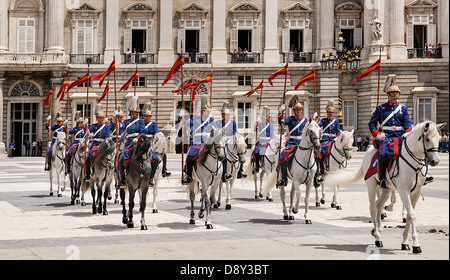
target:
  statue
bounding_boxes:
[369,12,383,42]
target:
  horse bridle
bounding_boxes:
[329,141,352,170]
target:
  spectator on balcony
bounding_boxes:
[436,43,443,58]
[125,48,131,64]
[427,43,432,58]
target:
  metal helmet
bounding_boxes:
[142,102,153,116]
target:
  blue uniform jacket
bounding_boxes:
[109,122,125,142]
[318,118,341,143]
[279,116,308,146]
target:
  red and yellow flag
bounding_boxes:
[353,59,381,81]
[43,88,53,107]
[190,83,200,105]
[119,70,139,92]
[56,78,70,101]
[162,55,184,86]
[197,73,213,84]
[98,81,110,104]
[92,60,115,87]
[295,70,315,90]
[172,80,194,94]
[67,74,90,91]
[268,63,288,86]
[243,80,264,97]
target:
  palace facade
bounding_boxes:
[0,0,448,155]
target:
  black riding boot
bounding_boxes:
[119,164,126,186]
[314,157,324,188]
[84,160,91,182]
[237,162,247,179]
[253,154,261,174]
[45,153,52,171]
[222,159,232,182]
[161,153,171,178]
[66,154,72,175]
[277,162,288,187]
[378,156,389,188]
[149,159,160,186]
[182,157,194,185]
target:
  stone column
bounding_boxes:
[264,0,279,64]
[389,0,407,60]
[0,76,5,154]
[46,0,65,53]
[104,0,120,64]
[0,0,8,52]
[211,0,227,65]
[158,0,174,65]
[319,0,335,53]
[367,0,387,61]
[438,0,449,58]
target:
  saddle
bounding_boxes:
[364,149,395,180]
[286,146,299,170]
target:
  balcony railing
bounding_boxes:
[124,53,155,64]
[0,53,67,64]
[183,53,208,64]
[407,48,443,59]
[231,52,261,63]
[283,52,313,63]
[70,54,101,64]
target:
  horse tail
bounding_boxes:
[81,181,91,195]
[324,164,363,188]
[244,161,254,181]
[262,170,278,196]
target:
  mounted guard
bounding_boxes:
[252,106,275,174]
[110,105,126,143]
[181,96,218,185]
[84,104,110,182]
[315,101,340,185]
[277,95,308,187]
[118,96,146,186]
[66,111,88,174]
[45,112,67,171]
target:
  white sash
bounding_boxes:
[194,117,211,134]
[323,119,336,133]
[258,123,271,138]
[289,118,306,135]
[380,104,403,129]
[93,124,106,138]
[145,122,153,130]
[74,129,84,139]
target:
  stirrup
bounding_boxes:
[276,179,287,187]
[237,171,247,179]
[181,177,192,185]
[162,170,171,178]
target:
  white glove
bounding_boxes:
[179,109,186,118]
[63,120,68,125]
[257,117,262,123]
[113,110,118,117]
[83,119,89,125]
[313,112,318,120]
[132,138,139,143]
[279,104,286,112]
[47,115,52,121]
[402,132,410,139]
[376,132,386,141]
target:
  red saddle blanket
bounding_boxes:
[364,149,394,180]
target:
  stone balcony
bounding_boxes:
[0,53,67,65]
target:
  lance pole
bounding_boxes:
[83,64,90,174]
[277,67,288,184]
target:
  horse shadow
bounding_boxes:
[301,243,397,255]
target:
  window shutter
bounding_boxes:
[77,30,85,54]
[427,24,436,46]
[252,28,261,53]
[304,29,312,52]
[230,28,238,53]
[18,28,26,53]
[354,28,363,48]
[26,27,34,53]
[199,29,208,54]
[85,28,93,54]
[177,29,185,54]
[406,24,414,48]
[282,28,290,53]
[124,29,132,53]
[147,29,155,53]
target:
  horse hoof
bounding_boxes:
[189,219,195,225]
[320,199,325,205]
[152,209,158,213]
[81,202,86,206]
[381,213,387,220]
[255,195,258,199]
[127,223,134,228]
[226,204,231,210]
[141,225,148,230]
[375,241,383,248]
[412,246,422,254]
[283,215,289,220]
[268,198,273,202]
[76,200,80,204]
[58,194,62,197]
[122,218,128,225]
[305,220,312,224]
[49,192,54,196]
[401,244,410,251]
[371,229,375,236]
[402,218,407,223]
[107,196,112,201]
[217,203,221,207]
[206,224,213,229]
[259,194,263,198]
[213,204,219,209]
[103,211,108,216]
[289,216,295,220]
[292,209,298,214]
[336,206,342,210]
[114,200,119,204]
[198,212,204,219]
[331,203,336,208]
[71,201,75,205]
[315,202,321,207]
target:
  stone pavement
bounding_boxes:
[0,151,448,261]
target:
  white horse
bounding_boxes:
[245,137,279,201]
[187,128,226,229]
[324,121,445,253]
[263,119,322,223]
[49,131,67,197]
[216,133,247,210]
[150,132,168,213]
[315,129,355,209]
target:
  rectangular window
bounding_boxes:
[185,19,201,29]
[340,19,355,28]
[76,104,92,124]
[343,100,357,129]
[417,98,432,122]
[237,19,253,29]
[413,15,429,24]
[76,19,94,54]
[131,20,148,29]
[237,102,252,129]
[132,77,146,87]
[289,19,305,29]
[238,76,252,86]
[17,18,35,53]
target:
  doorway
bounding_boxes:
[341,29,354,50]
[238,30,252,52]
[11,103,38,157]
[132,29,146,53]
[290,30,304,52]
